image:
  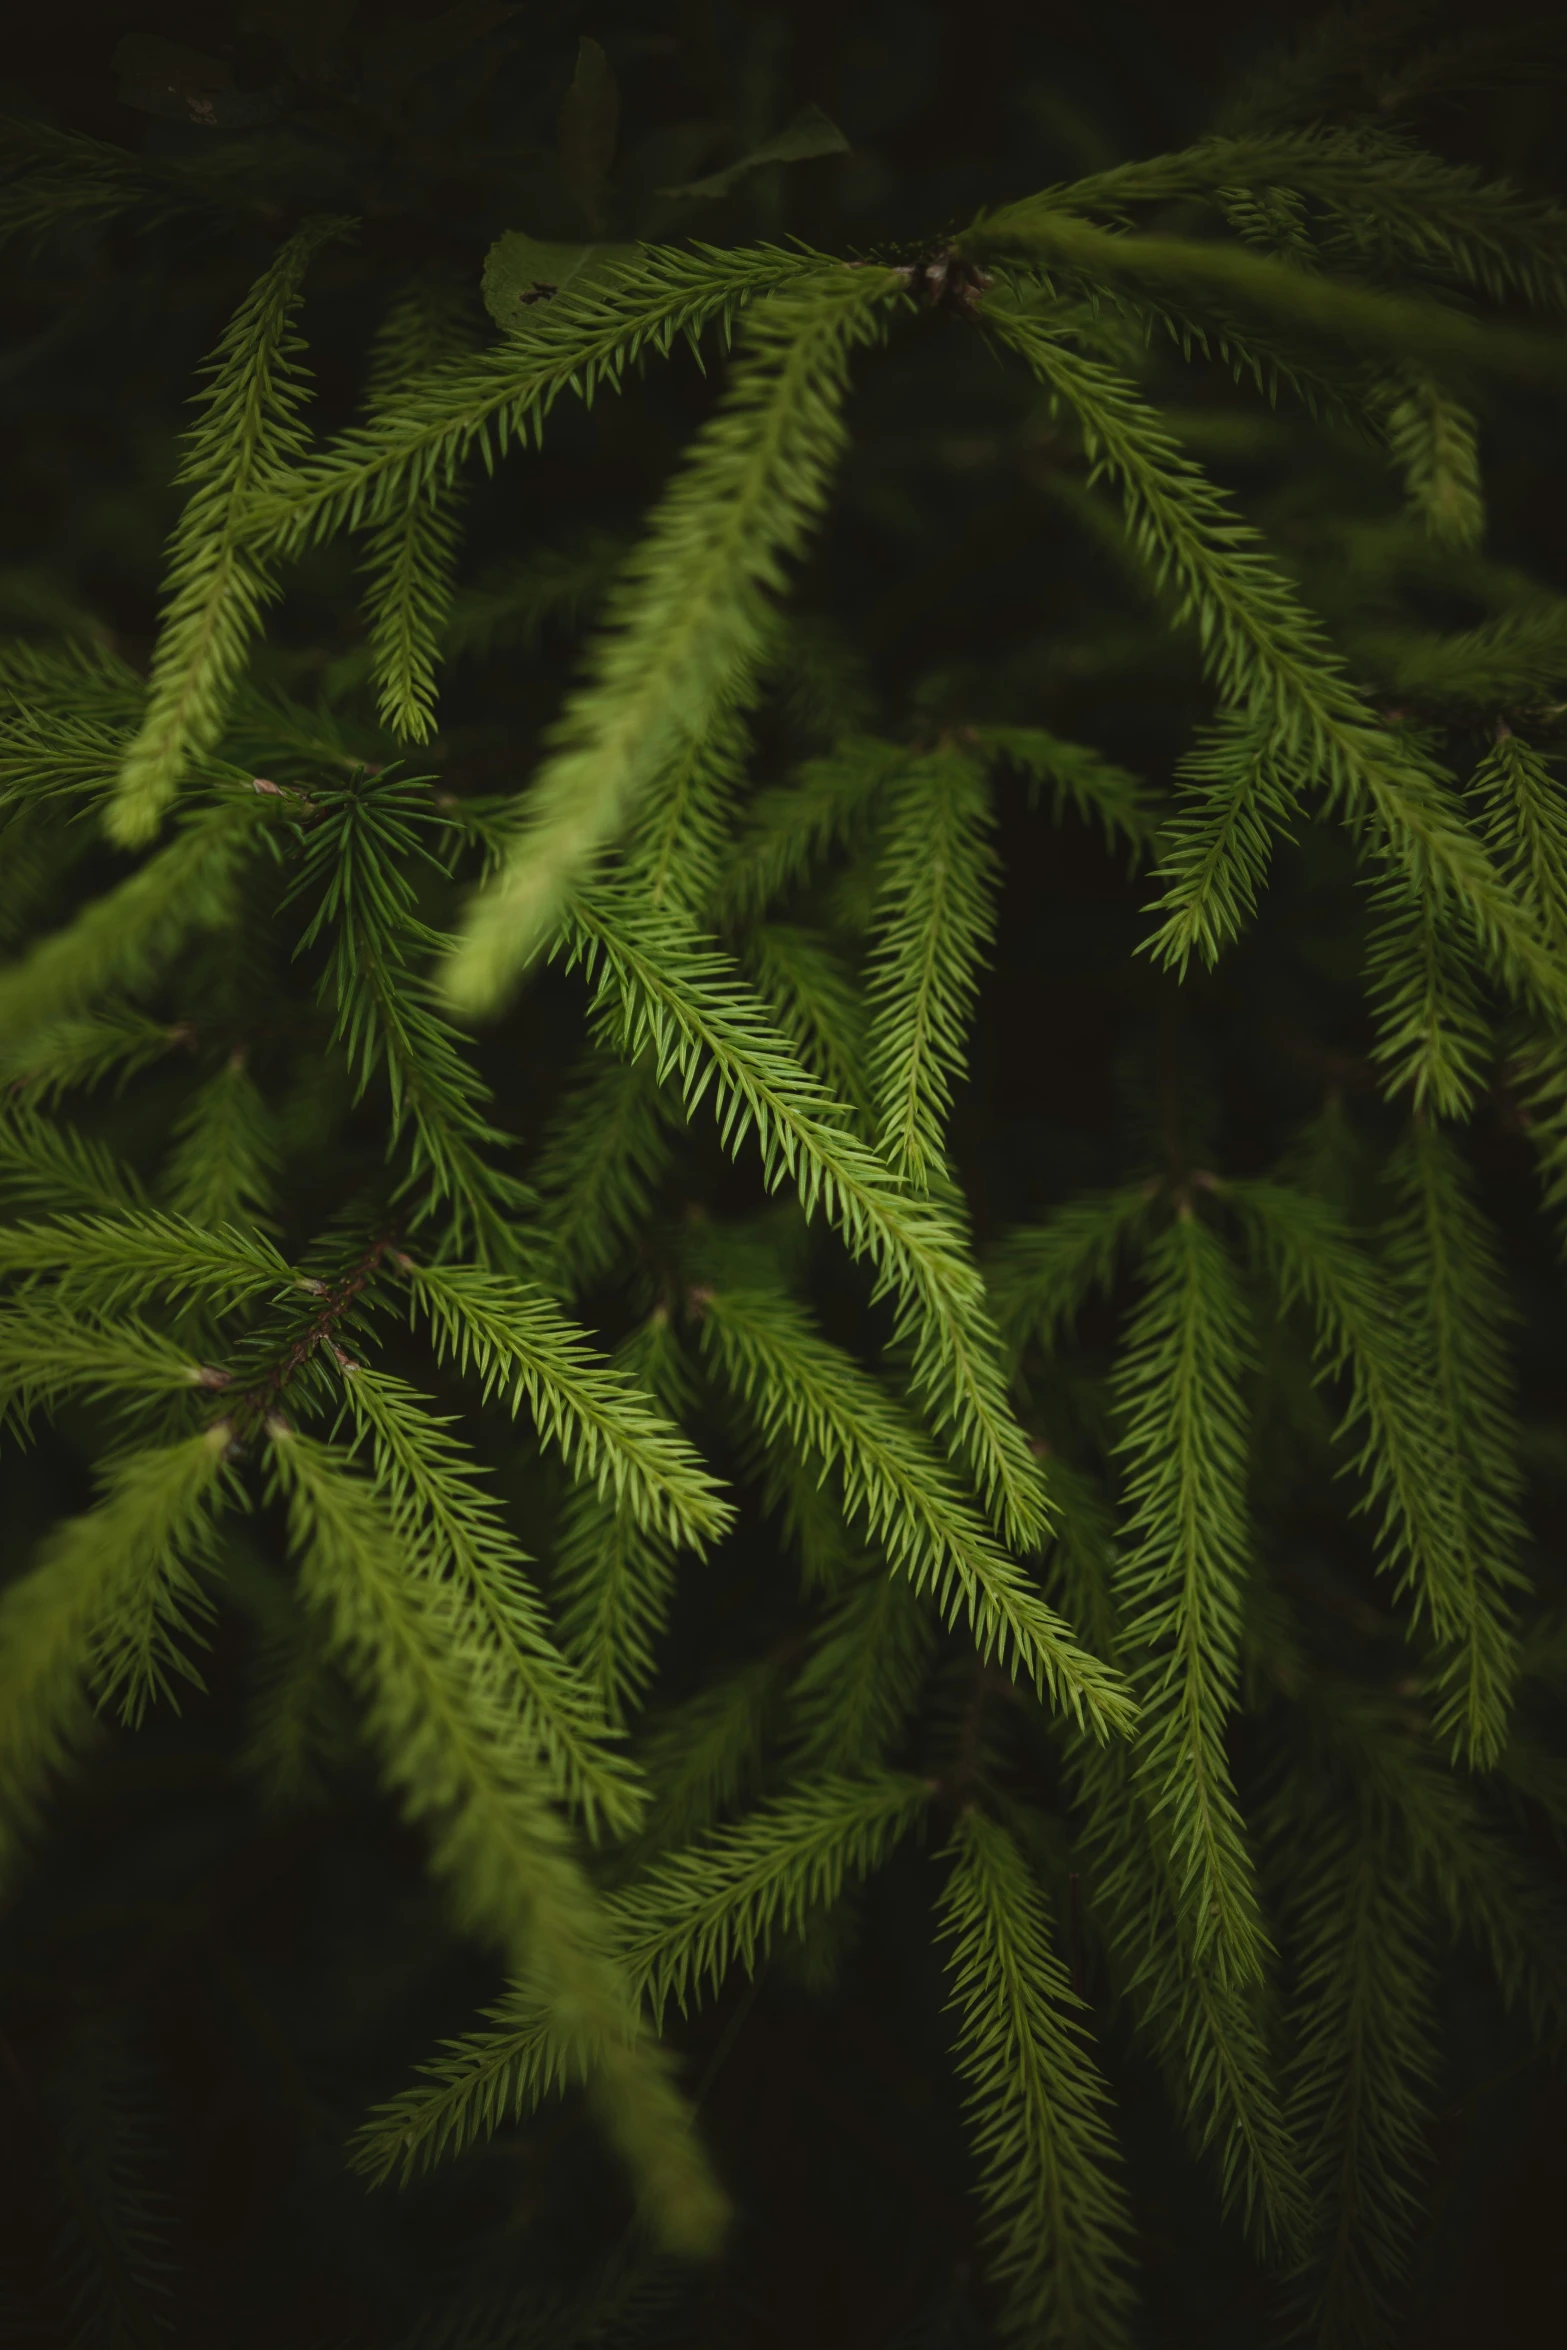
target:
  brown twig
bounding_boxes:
[223,1230,397,1432]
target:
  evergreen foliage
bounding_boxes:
[1,4,1565,2342]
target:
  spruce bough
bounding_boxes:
[2,6,1566,2341]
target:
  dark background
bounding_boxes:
[1,3,1565,2344]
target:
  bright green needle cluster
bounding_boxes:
[107,220,353,847]
[442,265,907,1004]
[938,1807,1137,2346]
[866,746,1000,1186]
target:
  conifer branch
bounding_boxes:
[1110,1210,1269,1985]
[1225,1177,1517,1734]
[531,1049,686,1298]
[355,1773,930,2183]
[971,725,1164,867]
[622,697,754,919]
[1510,1028,1567,1255]
[0,710,140,810]
[4,35,1565,2318]
[1363,876,1494,1117]
[560,895,1052,1551]
[337,1361,643,1838]
[866,747,1000,1186]
[1275,1789,1438,2347]
[713,735,905,929]
[550,1311,697,1727]
[1146,711,1306,957]
[1312,1686,1567,2041]
[363,475,467,751]
[1007,127,1567,319]
[0,1005,186,1106]
[743,922,871,1118]
[233,1560,350,1817]
[1086,1756,1310,2253]
[612,1771,932,2022]
[553,1480,679,1734]
[252,245,843,553]
[37,2011,182,2349]
[972,158,1567,360]
[350,1991,565,2187]
[1048,1473,1306,2255]
[0,639,143,726]
[787,1569,936,1776]
[0,118,240,253]
[1355,605,1567,713]
[397,1259,731,1550]
[160,1051,281,1235]
[0,796,267,1052]
[1378,375,1485,551]
[979,306,1567,1027]
[107,220,352,846]
[442,266,906,1001]
[265,1423,728,2256]
[360,282,479,744]
[0,1303,225,1431]
[752,1421,868,1596]
[287,771,536,1267]
[938,1807,1138,2346]
[629,1658,789,1861]
[0,1427,234,1889]
[223,679,375,781]
[0,1109,149,1217]
[0,1208,295,1315]
[987,1184,1160,1369]
[1472,732,1567,954]
[1383,1122,1524,1766]
[697,1285,1133,1733]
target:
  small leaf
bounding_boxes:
[658,103,850,203]
[559,35,621,232]
[480,231,641,331]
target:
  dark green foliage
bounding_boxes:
[1,5,1566,2344]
